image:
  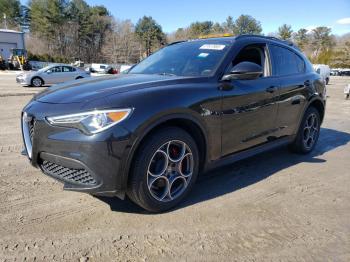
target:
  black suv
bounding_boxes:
[22,35,326,212]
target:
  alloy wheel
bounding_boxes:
[32,78,42,87]
[302,113,319,150]
[147,140,194,202]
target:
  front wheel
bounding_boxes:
[31,77,43,87]
[345,94,349,100]
[289,107,321,154]
[127,127,199,212]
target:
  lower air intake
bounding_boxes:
[41,160,97,186]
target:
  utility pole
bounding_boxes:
[3,13,7,29]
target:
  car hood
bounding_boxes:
[34,74,197,104]
[18,71,36,78]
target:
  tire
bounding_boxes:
[76,76,83,80]
[289,107,321,154]
[127,127,199,212]
[325,78,329,85]
[31,77,43,87]
[346,94,349,100]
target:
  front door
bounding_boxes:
[45,66,63,84]
[221,43,280,156]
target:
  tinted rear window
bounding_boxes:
[270,45,305,76]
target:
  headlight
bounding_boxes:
[46,109,132,135]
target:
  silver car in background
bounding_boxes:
[16,64,91,87]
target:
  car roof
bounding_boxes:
[170,34,300,52]
[49,64,74,67]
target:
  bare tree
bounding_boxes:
[311,27,334,58]
[102,19,141,64]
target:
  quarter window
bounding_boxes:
[270,45,305,76]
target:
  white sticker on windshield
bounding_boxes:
[200,44,226,50]
[198,52,209,58]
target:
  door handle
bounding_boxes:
[266,86,278,93]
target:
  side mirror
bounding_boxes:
[222,61,263,81]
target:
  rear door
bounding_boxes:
[62,66,75,81]
[221,43,280,156]
[269,44,308,137]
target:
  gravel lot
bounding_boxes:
[0,73,349,261]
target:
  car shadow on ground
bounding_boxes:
[96,127,350,214]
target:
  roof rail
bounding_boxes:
[167,40,186,46]
[235,34,297,48]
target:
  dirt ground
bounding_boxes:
[0,73,349,261]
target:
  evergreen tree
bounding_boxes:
[135,16,165,56]
[278,24,293,40]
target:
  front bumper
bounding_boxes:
[16,76,30,85]
[22,101,132,198]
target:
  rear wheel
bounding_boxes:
[127,127,199,212]
[289,107,320,154]
[325,77,329,85]
[345,94,349,100]
[31,77,43,87]
[76,76,83,80]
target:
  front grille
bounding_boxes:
[22,113,34,159]
[41,160,97,186]
[28,119,36,144]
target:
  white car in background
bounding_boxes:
[313,64,330,85]
[16,64,91,87]
[119,64,134,73]
[90,63,112,74]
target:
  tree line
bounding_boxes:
[1,0,349,67]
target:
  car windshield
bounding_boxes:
[129,40,232,77]
[38,65,55,72]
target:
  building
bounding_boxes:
[0,29,25,60]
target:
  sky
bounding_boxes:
[80,0,350,35]
[19,0,350,35]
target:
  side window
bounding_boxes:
[295,54,305,73]
[62,66,71,72]
[270,45,303,76]
[230,44,269,77]
[51,66,62,73]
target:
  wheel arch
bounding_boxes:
[292,96,325,138]
[31,76,45,86]
[121,114,209,192]
[308,97,325,123]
